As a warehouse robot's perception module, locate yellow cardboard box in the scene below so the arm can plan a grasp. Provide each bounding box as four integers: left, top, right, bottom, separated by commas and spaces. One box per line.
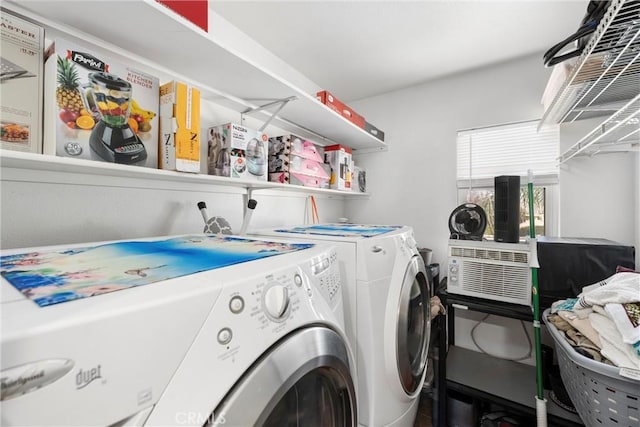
159, 81, 200, 172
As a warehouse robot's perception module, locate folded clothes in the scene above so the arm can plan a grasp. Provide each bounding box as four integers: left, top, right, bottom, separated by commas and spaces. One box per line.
547, 313, 609, 364
589, 312, 640, 370
558, 310, 602, 348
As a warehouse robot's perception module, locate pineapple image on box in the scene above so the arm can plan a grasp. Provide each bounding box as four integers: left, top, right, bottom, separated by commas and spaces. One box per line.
56, 57, 84, 115
55, 57, 95, 131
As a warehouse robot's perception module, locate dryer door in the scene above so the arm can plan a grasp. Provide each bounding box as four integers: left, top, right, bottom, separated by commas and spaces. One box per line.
210, 326, 356, 426
396, 254, 431, 396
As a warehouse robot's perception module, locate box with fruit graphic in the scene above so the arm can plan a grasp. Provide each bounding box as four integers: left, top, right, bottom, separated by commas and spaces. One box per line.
43, 38, 159, 168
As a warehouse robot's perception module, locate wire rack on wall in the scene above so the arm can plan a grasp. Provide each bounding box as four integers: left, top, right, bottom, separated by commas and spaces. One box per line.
540, 0, 640, 163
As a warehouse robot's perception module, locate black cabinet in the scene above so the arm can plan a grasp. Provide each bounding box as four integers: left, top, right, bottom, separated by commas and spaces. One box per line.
434, 290, 584, 426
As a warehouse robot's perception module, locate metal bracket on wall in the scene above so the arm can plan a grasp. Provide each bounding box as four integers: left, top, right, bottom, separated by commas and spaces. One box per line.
241, 96, 298, 132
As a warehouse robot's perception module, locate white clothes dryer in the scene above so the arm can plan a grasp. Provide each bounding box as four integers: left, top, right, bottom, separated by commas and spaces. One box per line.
250, 224, 431, 427
0, 234, 356, 427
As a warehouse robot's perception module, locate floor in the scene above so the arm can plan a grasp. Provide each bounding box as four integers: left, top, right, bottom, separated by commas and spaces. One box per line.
413, 395, 433, 427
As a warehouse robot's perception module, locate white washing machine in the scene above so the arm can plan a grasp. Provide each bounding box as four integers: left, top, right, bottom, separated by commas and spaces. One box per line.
0, 234, 356, 426
250, 224, 431, 427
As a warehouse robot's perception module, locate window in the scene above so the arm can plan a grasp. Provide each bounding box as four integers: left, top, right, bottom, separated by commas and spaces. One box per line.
456, 120, 559, 239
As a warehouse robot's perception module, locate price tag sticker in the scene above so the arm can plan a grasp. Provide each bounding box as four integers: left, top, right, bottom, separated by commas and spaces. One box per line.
619, 367, 640, 381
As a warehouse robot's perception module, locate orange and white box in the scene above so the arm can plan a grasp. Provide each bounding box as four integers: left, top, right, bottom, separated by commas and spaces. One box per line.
316, 90, 365, 128
159, 81, 201, 172
324, 144, 352, 191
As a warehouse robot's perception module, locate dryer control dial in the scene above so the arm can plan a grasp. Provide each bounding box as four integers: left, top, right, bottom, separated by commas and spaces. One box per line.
263, 284, 290, 321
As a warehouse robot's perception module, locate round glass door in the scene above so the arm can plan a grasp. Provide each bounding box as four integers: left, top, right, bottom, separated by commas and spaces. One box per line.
263, 367, 352, 427
210, 327, 356, 426
396, 255, 431, 395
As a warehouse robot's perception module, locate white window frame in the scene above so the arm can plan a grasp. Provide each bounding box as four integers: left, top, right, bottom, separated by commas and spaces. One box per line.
456, 120, 560, 237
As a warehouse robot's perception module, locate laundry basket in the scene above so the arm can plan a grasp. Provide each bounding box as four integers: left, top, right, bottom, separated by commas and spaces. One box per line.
543, 308, 640, 427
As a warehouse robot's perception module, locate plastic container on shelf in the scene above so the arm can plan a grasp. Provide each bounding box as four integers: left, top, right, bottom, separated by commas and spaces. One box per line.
543, 308, 640, 427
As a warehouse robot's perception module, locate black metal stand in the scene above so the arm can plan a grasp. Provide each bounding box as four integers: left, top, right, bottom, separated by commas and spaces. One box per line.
433, 289, 584, 427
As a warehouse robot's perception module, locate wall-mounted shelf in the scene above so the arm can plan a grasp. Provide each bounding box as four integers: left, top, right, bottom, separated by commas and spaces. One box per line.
7, 0, 387, 152
0, 150, 369, 198
558, 92, 640, 163
540, 0, 640, 163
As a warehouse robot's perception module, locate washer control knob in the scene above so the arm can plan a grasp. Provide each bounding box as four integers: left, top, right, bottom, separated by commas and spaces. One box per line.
217, 328, 232, 345
229, 296, 244, 313
263, 285, 289, 320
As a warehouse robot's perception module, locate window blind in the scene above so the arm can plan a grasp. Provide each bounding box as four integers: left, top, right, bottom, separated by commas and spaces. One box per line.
456, 120, 559, 188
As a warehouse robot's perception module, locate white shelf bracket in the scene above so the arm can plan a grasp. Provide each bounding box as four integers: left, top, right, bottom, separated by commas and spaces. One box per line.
241, 96, 298, 132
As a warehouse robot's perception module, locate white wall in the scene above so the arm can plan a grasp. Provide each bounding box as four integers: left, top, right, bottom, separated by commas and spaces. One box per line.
0, 99, 346, 250
0, 175, 344, 250
348, 53, 550, 268
346, 53, 550, 361
558, 118, 637, 250
348, 52, 639, 359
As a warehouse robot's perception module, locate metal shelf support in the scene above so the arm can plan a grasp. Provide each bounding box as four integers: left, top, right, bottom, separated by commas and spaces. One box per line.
241, 96, 298, 132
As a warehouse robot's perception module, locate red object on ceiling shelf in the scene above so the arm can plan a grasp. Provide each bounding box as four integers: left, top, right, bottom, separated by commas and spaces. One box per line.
156, 0, 208, 32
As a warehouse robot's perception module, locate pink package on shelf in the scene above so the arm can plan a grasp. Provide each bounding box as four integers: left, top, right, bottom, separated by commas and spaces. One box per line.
290, 172, 327, 188
290, 158, 329, 179
291, 140, 323, 162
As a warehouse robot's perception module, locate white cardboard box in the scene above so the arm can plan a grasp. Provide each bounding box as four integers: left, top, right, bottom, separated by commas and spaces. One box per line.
324, 144, 352, 191
0, 9, 44, 153
207, 123, 267, 181
43, 38, 159, 168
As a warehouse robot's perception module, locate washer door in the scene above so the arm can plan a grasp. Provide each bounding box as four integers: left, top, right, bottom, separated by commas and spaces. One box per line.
210, 326, 356, 426
396, 254, 431, 396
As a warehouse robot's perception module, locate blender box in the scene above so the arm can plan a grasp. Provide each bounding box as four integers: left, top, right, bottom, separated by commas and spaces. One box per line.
0, 9, 45, 153
207, 123, 267, 181
324, 144, 352, 191
43, 38, 159, 168
159, 81, 200, 173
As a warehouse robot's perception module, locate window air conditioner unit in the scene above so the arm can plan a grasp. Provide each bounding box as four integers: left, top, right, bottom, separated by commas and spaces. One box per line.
447, 239, 531, 306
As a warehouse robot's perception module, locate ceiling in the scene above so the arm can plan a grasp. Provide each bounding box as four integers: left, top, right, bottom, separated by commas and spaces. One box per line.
210, 1, 589, 102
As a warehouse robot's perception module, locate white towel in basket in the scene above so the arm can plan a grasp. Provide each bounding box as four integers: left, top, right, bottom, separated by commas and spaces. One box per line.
589, 311, 640, 370
605, 302, 640, 358
577, 272, 640, 309
605, 302, 640, 344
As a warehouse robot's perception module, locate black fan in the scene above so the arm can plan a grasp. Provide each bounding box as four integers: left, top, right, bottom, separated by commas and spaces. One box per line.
449, 203, 487, 241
